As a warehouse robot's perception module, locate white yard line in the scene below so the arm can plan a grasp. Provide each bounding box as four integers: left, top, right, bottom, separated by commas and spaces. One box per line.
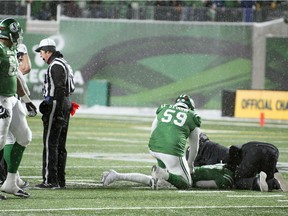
2, 205, 288, 213
227, 194, 284, 198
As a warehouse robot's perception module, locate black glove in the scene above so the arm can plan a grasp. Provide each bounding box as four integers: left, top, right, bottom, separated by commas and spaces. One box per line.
0, 105, 10, 119
55, 116, 67, 128
26, 102, 37, 117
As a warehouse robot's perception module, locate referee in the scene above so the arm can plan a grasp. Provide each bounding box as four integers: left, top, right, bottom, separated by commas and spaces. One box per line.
34, 38, 74, 189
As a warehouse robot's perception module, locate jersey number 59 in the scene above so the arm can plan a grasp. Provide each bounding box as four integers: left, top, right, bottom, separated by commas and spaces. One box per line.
161, 109, 187, 127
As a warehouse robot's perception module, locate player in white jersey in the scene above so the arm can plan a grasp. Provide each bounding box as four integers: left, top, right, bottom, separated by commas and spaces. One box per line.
0, 43, 37, 192
0, 17, 31, 199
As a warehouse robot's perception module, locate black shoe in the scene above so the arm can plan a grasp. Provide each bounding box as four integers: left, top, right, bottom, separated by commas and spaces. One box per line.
0, 194, 7, 200
59, 184, 66, 189
59, 182, 66, 189
34, 183, 59, 189
14, 190, 30, 198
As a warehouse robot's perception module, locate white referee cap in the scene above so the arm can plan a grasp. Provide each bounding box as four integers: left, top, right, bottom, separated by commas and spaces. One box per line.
35, 38, 56, 52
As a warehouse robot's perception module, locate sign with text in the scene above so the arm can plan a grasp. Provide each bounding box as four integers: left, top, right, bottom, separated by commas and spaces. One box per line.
235, 90, 288, 120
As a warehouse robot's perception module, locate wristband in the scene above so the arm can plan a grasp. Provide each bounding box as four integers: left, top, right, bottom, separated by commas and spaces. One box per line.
21, 94, 32, 103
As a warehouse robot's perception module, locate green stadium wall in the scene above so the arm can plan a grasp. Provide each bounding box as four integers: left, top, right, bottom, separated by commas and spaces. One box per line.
266, 37, 288, 91
20, 18, 255, 109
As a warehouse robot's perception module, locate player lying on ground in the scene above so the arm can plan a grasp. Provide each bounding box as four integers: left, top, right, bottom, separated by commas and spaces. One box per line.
186, 133, 288, 192
101, 163, 234, 190
101, 132, 288, 192
100, 131, 235, 190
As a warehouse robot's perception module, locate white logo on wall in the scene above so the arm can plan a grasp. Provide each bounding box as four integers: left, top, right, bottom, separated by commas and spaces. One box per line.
29, 35, 84, 95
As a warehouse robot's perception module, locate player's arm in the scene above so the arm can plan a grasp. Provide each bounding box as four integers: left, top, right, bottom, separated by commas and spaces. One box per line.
150, 106, 163, 134
17, 71, 30, 96
19, 53, 31, 75
187, 127, 201, 174
16, 76, 27, 98
16, 76, 37, 117
17, 44, 31, 75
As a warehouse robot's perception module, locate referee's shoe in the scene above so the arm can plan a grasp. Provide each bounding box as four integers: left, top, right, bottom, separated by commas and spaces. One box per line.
34, 182, 60, 189
0, 193, 6, 200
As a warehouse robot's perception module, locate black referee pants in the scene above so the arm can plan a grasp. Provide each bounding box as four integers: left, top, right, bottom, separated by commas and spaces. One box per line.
41, 100, 71, 187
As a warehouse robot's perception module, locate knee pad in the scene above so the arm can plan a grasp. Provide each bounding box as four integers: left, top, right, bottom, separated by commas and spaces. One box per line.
16, 128, 32, 147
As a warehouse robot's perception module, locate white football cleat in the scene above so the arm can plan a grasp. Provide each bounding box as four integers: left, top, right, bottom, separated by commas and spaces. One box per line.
258, 171, 268, 192
150, 178, 158, 190
101, 170, 118, 186
1, 180, 29, 198
274, 172, 288, 192
151, 165, 168, 180
16, 172, 29, 189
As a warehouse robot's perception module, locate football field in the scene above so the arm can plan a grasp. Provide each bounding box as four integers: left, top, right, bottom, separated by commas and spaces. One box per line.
1, 110, 288, 216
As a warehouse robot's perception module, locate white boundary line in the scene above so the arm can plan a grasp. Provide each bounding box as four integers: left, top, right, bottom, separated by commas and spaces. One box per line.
227, 194, 284, 198
2, 205, 288, 212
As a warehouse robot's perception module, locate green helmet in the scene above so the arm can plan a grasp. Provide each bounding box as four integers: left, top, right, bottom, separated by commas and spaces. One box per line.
0, 17, 23, 48
175, 94, 195, 110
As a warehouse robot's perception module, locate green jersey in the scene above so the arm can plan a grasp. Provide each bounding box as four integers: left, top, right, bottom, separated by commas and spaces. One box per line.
192, 164, 234, 189
0, 42, 18, 97
148, 104, 201, 157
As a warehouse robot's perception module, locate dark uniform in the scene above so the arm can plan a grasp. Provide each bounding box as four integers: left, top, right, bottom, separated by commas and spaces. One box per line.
227, 142, 279, 191
186, 133, 229, 166
38, 51, 74, 188
186, 134, 283, 191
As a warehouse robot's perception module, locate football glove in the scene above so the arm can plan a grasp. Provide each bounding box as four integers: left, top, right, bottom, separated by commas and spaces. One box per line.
0, 105, 10, 119
25, 102, 37, 117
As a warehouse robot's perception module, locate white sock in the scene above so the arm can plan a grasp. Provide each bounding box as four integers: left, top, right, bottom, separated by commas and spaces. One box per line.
157, 167, 169, 180
117, 173, 152, 186
6, 172, 17, 183
16, 171, 25, 187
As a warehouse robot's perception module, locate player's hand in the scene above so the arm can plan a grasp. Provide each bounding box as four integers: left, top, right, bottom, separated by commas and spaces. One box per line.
26, 102, 37, 117
55, 116, 67, 128
17, 44, 28, 54
0, 105, 10, 119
